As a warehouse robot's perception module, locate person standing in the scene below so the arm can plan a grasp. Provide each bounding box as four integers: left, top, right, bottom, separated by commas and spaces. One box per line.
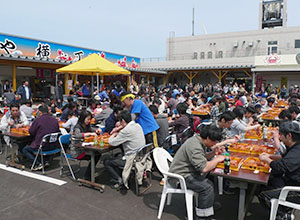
55, 80, 64, 108
121, 92, 159, 144
3, 80, 11, 93
17, 80, 32, 101
82, 81, 91, 98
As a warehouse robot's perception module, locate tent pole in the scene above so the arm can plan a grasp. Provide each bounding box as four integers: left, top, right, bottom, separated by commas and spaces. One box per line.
97, 72, 99, 95
91, 73, 94, 95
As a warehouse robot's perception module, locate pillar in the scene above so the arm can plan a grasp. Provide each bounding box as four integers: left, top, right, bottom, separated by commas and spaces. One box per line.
12, 64, 16, 92
64, 73, 68, 95
252, 72, 256, 95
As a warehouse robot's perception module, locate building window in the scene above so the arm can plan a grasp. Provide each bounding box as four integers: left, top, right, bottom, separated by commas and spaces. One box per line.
207, 51, 212, 59
267, 41, 278, 55
216, 51, 223, 59
295, 40, 300, 48
200, 52, 205, 59
268, 41, 278, 45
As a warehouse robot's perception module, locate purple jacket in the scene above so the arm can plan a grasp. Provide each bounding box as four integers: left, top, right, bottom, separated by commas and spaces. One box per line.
29, 114, 60, 149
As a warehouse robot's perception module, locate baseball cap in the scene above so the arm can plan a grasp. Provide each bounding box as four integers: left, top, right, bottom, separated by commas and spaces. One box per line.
94, 95, 100, 101
102, 101, 110, 106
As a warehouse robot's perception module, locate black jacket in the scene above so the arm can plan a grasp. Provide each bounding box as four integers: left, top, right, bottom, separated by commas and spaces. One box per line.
270, 141, 300, 186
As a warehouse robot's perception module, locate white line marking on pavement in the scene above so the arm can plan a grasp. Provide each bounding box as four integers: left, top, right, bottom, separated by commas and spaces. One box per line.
0, 164, 67, 186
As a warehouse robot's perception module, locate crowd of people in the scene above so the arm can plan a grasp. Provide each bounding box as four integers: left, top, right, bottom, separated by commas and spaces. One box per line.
1, 79, 300, 220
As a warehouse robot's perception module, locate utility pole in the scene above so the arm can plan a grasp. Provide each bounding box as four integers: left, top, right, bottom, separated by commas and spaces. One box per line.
192, 7, 195, 36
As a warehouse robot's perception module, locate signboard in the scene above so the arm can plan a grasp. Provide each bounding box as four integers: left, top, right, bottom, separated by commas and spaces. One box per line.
261, 0, 285, 29
0, 33, 140, 68
255, 54, 300, 66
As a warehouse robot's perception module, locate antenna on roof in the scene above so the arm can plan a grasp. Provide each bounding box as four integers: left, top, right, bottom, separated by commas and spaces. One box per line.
192, 7, 195, 36
202, 23, 208, 35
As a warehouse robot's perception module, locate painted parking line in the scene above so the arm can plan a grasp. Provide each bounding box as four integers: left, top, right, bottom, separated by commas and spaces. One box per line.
0, 164, 67, 186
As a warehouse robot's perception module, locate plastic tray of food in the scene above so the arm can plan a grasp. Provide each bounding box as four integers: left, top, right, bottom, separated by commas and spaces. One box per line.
245, 129, 262, 139
241, 157, 270, 173
84, 133, 110, 145
228, 143, 253, 154
250, 145, 276, 155
216, 156, 244, 171
10, 127, 30, 135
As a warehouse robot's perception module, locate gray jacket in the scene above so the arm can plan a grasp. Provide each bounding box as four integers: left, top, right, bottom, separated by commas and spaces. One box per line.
94, 107, 113, 125
169, 135, 207, 178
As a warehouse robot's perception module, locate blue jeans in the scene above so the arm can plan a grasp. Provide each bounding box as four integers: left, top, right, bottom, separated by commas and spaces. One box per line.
22, 145, 39, 163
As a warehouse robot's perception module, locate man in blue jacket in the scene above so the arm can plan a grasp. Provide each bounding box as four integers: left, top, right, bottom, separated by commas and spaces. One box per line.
17, 80, 32, 101
121, 92, 159, 144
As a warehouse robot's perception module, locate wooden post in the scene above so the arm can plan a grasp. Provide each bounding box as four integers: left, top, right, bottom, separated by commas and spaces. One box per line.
12, 64, 16, 92
127, 75, 131, 91
163, 76, 166, 85
64, 73, 68, 95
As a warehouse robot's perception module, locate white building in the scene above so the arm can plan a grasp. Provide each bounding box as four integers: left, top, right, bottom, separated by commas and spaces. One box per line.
141, 0, 300, 90
141, 26, 300, 89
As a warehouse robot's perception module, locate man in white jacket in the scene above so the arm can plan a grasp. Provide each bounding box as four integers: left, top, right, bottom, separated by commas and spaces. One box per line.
0, 102, 29, 148
105, 110, 145, 189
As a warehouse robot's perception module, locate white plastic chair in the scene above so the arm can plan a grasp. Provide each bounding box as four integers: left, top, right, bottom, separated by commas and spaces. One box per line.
269, 186, 300, 220
153, 147, 198, 220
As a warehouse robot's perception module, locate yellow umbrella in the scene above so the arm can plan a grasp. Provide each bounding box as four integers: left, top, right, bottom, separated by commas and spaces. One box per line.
56, 53, 130, 75
56, 53, 130, 93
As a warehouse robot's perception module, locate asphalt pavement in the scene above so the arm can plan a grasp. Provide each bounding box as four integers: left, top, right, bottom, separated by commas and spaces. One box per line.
0, 149, 276, 220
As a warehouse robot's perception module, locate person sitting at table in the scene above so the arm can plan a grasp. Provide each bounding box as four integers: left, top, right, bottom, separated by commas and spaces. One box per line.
49, 98, 58, 114
62, 110, 78, 133
22, 105, 60, 171
20, 99, 34, 122
278, 109, 292, 121
104, 110, 145, 190
104, 104, 123, 133
98, 87, 110, 102
70, 110, 102, 180
0, 102, 29, 132
153, 97, 166, 115
208, 98, 220, 122
242, 105, 257, 125
149, 105, 168, 147
169, 124, 224, 220
166, 91, 177, 113
168, 102, 190, 139
87, 99, 97, 115
258, 121, 300, 220
228, 106, 260, 138
288, 106, 300, 121
0, 102, 29, 150
61, 102, 76, 121
94, 101, 113, 125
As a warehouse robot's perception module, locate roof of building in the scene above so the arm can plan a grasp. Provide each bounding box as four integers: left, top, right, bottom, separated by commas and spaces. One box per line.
124, 67, 167, 75
149, 64, 254, 71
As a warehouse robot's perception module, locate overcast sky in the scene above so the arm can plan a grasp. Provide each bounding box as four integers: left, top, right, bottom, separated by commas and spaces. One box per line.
2, 0, 299, 59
